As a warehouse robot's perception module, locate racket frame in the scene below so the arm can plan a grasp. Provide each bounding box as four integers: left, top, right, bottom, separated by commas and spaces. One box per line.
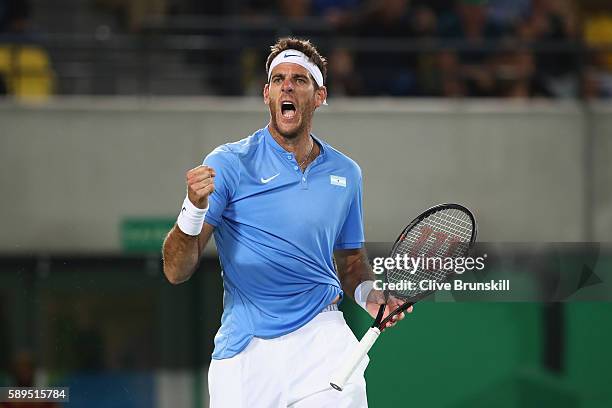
381, 203, 477, 318
331, 203, 477, 391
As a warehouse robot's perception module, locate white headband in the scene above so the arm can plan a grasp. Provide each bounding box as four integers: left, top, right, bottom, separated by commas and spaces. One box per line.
268, 49, 324, 87
267, 49, 327, 105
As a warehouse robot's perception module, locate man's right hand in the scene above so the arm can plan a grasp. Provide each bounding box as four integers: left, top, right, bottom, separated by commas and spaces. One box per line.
186, 165, 216, 209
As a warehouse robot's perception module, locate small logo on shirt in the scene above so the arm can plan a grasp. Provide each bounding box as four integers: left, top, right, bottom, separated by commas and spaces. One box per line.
261, 173, 280, 184
330, 175, 346, 187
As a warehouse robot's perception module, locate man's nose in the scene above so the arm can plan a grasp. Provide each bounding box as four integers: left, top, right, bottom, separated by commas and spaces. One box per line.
281, 78, 294, 92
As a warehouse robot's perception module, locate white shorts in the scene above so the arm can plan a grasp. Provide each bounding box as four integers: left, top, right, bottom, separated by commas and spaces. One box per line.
208, 309, 369, 408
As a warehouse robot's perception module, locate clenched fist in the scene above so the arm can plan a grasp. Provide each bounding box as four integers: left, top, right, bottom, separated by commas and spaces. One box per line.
186, 165, 216, 209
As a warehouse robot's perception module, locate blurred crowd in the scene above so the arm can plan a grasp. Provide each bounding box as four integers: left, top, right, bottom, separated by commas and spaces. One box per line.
189, 0, 612, 99
2, 0, 612, 98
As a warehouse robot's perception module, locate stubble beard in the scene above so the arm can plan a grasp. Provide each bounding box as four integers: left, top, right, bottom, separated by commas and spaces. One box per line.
269, 101, 314, 141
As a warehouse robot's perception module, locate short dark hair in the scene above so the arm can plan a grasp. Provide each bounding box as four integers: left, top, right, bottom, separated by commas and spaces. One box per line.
266, 37, 327, 86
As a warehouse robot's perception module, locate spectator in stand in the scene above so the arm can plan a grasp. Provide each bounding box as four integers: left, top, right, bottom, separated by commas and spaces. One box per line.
354, 0, 443, 95
489, 47, 552, 98
517, 0, 579, 97
582, 0, 612, 98
327, 47, 364, 96
353, 0, 415, 95
409, 3, 453, 96
278, 0, 310, 20
307, 0, 365, 97
95, 0, 167, 32
484, 0, 551, 98
486, 0, 531, 33
312, 0, 368, 34
439, 0, 504, 97
435, 49, 467, 97
582, 68, 611, 99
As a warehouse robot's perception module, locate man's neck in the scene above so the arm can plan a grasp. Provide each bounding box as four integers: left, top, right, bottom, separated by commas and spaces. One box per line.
268, 123, 312, 154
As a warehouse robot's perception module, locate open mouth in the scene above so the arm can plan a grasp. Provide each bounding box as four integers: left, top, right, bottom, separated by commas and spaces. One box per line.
281, 101, 297, 120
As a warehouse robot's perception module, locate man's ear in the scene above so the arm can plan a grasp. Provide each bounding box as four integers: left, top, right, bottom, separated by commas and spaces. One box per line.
314, 86, 327, 108
263, 83, 270, 105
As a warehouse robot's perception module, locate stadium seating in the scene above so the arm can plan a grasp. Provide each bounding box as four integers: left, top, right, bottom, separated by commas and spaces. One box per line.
0, 44, 55, 99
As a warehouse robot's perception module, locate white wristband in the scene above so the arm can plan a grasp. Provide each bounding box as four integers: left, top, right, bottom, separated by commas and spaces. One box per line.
176, 196, 208, 236
354, 280, 375, 312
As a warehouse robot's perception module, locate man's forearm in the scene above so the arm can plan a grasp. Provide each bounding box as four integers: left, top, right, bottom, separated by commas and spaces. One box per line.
162, 225, 200, 284
162, 164, 216, 284
335, 249, 375, 300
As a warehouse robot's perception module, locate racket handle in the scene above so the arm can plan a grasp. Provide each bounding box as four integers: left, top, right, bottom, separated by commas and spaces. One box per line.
330, 327, 381, 392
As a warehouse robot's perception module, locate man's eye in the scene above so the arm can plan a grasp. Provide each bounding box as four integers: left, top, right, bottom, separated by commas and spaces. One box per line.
273, 77, 282, 83
297, 78, 306, 84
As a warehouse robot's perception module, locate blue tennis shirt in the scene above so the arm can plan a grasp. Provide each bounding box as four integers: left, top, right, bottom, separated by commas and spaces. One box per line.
203, 126, 364, 359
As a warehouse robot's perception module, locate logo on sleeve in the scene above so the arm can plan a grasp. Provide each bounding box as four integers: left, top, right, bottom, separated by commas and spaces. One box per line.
330, 175, 346, 187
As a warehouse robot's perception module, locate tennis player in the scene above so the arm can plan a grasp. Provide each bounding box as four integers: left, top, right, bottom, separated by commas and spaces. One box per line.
162, 37, 412, 407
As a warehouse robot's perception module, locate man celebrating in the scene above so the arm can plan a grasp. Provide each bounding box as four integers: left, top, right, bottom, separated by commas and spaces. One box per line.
162, 37, 411, 407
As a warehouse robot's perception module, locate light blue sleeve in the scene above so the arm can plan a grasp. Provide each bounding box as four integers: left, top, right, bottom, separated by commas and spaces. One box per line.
334, 171, 365, 250
202, 146, 240, 227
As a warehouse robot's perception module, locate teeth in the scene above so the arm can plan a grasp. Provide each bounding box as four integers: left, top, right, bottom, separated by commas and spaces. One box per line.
281, 101, 296, 119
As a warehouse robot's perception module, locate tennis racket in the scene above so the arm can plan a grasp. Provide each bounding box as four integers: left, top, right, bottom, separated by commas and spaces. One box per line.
330, 203, 477, 391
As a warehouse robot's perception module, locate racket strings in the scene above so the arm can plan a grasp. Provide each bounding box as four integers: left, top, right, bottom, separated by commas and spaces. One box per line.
427, 209, 473, 239
387, 208, 474, 298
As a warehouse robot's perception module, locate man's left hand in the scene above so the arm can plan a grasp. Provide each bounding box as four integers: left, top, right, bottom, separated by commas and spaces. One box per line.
365, 289, 413, 330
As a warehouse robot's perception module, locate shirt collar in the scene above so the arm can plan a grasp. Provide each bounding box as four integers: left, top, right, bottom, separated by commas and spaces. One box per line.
264, 125, 326, 158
